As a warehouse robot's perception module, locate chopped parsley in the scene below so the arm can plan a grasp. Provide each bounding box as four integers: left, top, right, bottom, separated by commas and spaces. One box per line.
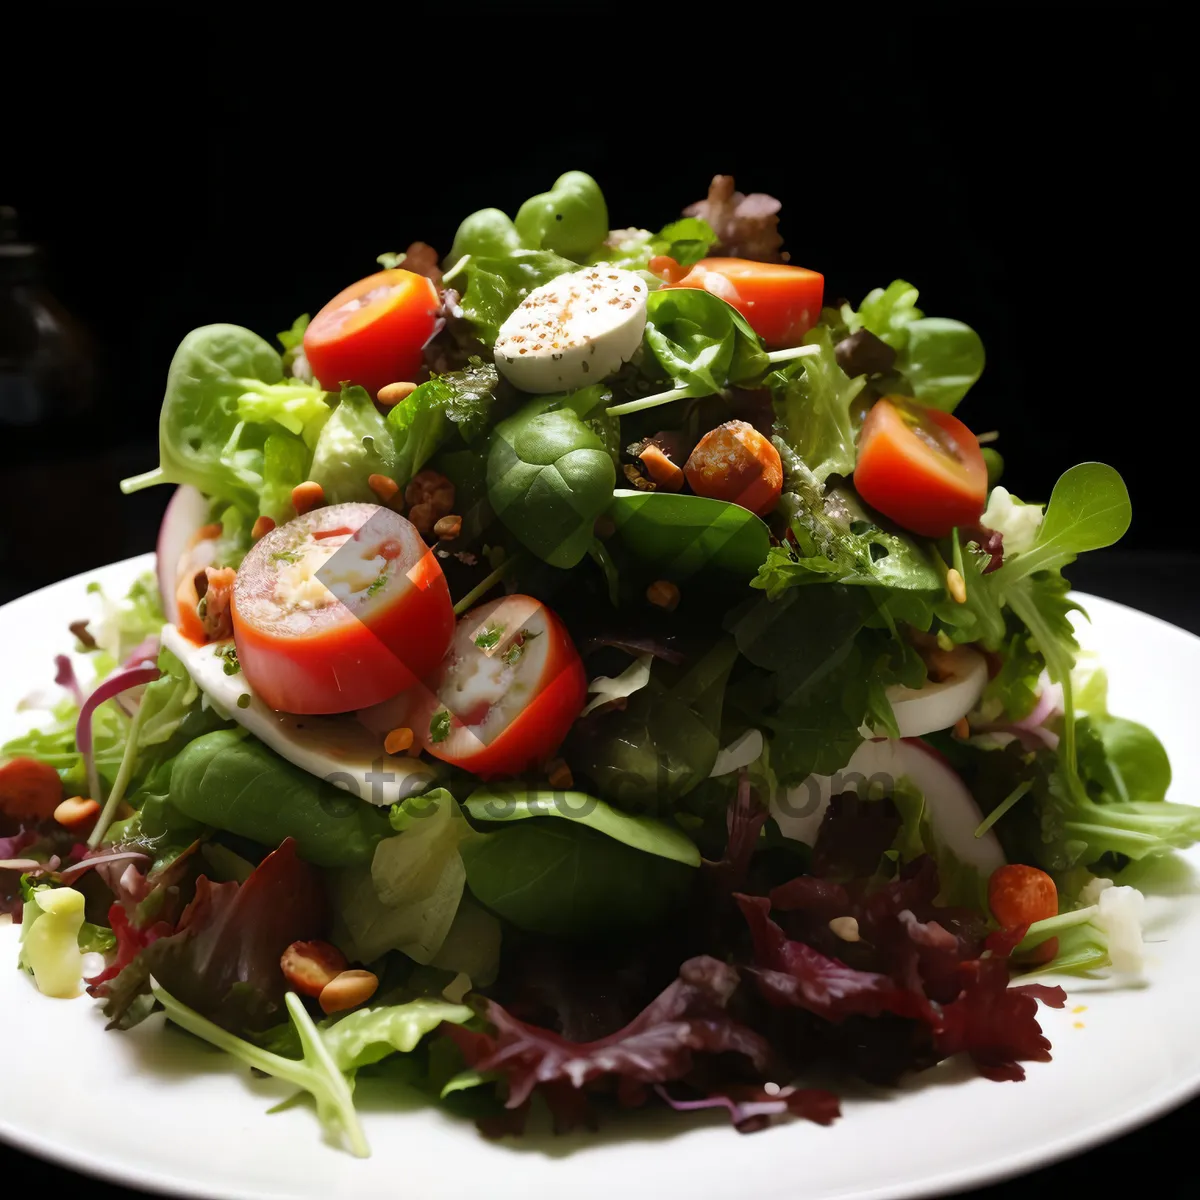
501, 628, 538, 666
271, 551, 301, 564
429, 709, 452, 744
216, 643, 240, 676
474, 624, 505, 652
367, 570, 389, 597
236, 693, 251, 709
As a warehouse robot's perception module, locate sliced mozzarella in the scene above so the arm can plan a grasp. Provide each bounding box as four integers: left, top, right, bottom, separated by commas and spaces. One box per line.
161, 624, 437, 806
770, 737, 1004, 875
883, 646, 988, 738
493, 266, 648, 393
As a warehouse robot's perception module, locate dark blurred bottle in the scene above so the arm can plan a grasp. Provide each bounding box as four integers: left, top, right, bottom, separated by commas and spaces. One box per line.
0, 205, 95, 428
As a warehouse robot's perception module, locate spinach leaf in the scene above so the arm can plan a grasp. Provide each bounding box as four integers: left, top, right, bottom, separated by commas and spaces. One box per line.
487, 394, 616, 568
768, 325, 863, 485
457, 250, 576, 345
568, 638, 737, 810
608, 489, 771, 578
309, 385, 397, 505
645, 287, 768, 391
514, 171, 608, 260
121, 324, 328, 514
463, 787, 700, 865
844, 280, 985, 411
169, 730, 393, 868
1077, 714, 1171, 807
460, 819, 693, 938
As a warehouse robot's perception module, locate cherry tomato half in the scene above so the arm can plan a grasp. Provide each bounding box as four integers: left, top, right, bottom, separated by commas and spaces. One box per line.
854, 396, 987, 538
665, 257, 824, 348
303, 268, 440, 397
232, 502, 454, 715
413, 594, 587, 779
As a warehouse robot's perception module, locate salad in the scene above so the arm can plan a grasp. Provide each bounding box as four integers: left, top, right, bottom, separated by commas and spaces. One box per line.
3, 171, 1197, 1155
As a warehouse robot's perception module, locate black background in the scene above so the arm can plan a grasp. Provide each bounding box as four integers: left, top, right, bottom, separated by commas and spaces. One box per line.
1, 5, 1196, 1198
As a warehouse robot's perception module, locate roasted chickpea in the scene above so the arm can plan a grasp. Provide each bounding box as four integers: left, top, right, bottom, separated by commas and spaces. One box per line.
684, 421, 782, 517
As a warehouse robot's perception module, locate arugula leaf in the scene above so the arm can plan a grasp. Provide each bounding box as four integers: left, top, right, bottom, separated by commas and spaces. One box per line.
991, 463, 1132, 583
843, 280, 984, 411
388, 360, 504, 487
768, 325, 863, 485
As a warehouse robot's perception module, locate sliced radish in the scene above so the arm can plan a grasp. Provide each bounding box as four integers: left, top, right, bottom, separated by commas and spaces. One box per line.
156, 485, 212, 625
770, 737, 1004, 874
883, 645, 987, 738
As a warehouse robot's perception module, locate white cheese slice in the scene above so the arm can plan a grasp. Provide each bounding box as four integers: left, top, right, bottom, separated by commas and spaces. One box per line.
161, 624, 437, 807
493, 266, 648, 393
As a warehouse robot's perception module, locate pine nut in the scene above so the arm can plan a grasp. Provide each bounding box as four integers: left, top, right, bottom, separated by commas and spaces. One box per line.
946, 568, 967, 604
546, 758, 573, 790
829, 916, 860, 942
377, 381, 418, 407
953, 716, 970, 740
251, 515, 276, 541
384, 726, 414, 755
280, 940, 348, 998
646, 580, 680, 611
434, 514, 462, 540
54, 796, 100, 828
291, 481, 324, 515
368, 474, 399, 503
319, 969, 379, 1014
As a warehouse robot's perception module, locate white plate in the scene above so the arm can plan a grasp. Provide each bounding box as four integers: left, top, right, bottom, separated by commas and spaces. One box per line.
2, 554, 1198, 1200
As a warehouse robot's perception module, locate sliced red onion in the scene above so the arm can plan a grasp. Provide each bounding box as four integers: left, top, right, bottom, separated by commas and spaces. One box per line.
76, 665, 161, 806
54, 655, 84, 706
58, 849, 150, 884
0, 855, 60, 875
157, 485, 212, 626
123, 635, 161, 668
1013, 683, 1064, 732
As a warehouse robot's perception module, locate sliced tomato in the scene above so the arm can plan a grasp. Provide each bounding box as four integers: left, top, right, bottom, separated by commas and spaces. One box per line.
0, 756, 63, 822
303, 268, 440, 397
413, 595, 586, 779
854, 396, 987, 538
664, 257, 824, 348
231, 503, 454, 714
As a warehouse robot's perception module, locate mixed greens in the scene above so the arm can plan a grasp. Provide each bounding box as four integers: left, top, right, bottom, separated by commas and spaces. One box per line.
2, 171, 1195, 1156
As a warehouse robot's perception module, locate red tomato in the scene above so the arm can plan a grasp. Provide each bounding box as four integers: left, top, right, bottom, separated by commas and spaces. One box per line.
854, 396, 987, 538
664, 257, 824, 348
413, 594, 586, 779
989, 863, 1060, 965
303, 268, 440, 397
231, 503, 454, 715
0, 756, 63, 822
988, 864, 1058, 928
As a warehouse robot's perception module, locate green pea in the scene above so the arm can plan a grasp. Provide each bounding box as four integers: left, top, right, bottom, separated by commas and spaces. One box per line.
514, 171, 608, 260
447, 208, 522, 264
982, 447, 1004, 490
